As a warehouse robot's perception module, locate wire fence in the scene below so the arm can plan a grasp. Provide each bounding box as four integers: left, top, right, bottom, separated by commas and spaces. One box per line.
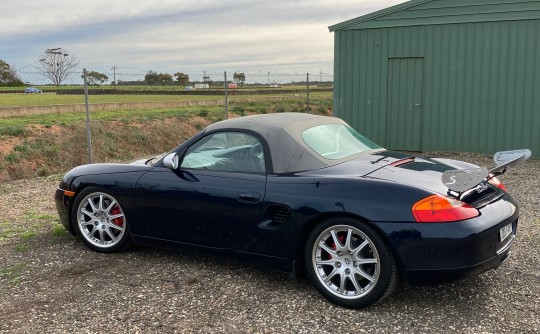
0, 71, 333, 116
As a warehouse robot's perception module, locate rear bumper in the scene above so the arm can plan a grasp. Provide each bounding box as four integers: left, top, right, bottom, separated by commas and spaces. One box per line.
374, 193, 519, 285
404, 239, 513, 285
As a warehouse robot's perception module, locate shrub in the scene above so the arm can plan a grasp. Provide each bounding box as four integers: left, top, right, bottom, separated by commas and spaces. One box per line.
232, 105, 246, 116
275, 104, 286, 113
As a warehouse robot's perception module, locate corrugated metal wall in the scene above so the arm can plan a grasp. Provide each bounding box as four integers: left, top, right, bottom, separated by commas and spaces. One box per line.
333, 1, 540, 157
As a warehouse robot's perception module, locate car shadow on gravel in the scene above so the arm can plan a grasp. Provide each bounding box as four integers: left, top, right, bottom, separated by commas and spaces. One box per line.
64, 241, 496, 309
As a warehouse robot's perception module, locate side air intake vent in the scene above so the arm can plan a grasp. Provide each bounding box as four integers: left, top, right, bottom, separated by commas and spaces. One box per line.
259, 204, 291, 229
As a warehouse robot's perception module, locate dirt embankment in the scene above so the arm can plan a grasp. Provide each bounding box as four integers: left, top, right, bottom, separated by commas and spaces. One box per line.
0, 115, 211, 181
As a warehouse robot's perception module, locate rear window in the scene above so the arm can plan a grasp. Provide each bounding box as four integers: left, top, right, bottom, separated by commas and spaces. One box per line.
302, 124, 381, 160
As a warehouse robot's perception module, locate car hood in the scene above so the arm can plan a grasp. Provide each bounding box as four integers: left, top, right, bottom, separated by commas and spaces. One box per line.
315, 151, 480, 194
64, 162, 152, 178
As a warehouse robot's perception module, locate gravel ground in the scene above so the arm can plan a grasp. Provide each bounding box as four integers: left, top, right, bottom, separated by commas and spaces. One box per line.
0, 153, 538, 333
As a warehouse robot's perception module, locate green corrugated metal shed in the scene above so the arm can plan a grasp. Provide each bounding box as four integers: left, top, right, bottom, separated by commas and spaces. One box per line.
329, 0, 540, 158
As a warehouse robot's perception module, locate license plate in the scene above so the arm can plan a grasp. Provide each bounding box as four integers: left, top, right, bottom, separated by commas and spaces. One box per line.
499, 224, 513, 242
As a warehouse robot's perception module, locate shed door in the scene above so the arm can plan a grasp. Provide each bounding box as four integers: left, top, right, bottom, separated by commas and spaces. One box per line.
386, 57, 424, 151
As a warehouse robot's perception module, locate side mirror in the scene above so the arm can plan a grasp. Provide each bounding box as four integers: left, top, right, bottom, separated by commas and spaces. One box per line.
163, 152, 179, 170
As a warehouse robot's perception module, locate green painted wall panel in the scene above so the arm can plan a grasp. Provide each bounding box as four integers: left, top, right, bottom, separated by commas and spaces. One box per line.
333, 16, 540, 158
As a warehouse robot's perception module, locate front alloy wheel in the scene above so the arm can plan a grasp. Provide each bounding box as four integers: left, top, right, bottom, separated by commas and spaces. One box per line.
73, 187, 130, 252
305, 218, 397, 308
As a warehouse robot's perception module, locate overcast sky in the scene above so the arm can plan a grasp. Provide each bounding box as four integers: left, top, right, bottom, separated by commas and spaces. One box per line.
1, 0, 407, 76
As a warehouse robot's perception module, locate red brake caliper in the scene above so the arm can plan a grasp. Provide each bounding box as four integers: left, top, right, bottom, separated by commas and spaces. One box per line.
110, 205, 124, 227
328, 233, 346, 260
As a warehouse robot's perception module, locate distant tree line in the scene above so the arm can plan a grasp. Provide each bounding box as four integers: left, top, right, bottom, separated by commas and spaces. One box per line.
143, 71, 191, 86
4, 49, 251, 87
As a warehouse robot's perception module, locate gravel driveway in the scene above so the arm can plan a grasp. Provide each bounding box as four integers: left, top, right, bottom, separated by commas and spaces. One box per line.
0, 153, 538, 333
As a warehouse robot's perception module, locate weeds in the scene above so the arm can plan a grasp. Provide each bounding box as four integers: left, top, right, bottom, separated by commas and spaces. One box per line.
0, 263, 26, 284
15, 243, 30, 253
51, 223, 68, 239
5, 152, 19, 163
21, 231, 37, 240
275, 104, 286, 113
255, 107, 267, 114
0, 125, 25, 137
232, 105, 246, 116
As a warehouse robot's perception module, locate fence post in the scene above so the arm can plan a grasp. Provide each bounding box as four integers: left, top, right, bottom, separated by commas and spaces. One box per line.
83, 68, 93, 164
306, 73, 310, 113
224, 71, 228, 119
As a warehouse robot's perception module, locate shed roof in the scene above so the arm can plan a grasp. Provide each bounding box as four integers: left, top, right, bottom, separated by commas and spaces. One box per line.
329, 0, 540, 31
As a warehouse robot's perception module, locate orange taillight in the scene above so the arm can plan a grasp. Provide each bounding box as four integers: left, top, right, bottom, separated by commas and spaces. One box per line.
412, 194, 479, 223
488, 177, 507, 192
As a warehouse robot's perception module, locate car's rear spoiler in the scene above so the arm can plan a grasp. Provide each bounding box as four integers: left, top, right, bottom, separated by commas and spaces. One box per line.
442, 149, 531, 197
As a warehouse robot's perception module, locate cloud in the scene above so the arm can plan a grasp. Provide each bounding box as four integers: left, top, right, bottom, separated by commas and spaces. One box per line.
1, 0, 406, 75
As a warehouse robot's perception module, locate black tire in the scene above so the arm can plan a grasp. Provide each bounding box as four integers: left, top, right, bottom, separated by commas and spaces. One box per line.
305, 217, 398, 308
71, 187, 131, 253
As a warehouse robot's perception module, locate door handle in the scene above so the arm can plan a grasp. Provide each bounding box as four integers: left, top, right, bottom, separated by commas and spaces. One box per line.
237, 192, 261, 203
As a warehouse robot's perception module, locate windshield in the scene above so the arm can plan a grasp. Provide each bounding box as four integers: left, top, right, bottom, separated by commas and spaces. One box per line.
302, 124, 381, 160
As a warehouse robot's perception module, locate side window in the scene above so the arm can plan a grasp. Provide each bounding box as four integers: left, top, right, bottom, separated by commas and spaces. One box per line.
180, 132, 266, 174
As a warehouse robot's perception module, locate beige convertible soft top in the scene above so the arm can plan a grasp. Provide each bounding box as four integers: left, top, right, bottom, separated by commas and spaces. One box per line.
205, 113, 373, 174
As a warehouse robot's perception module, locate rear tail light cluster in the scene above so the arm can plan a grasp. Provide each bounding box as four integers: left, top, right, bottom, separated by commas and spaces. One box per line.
488, 176, 507, 192
412, 194, 479, 223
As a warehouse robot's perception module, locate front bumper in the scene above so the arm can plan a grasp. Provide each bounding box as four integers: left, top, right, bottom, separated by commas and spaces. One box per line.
54, 186, 76, 235
375, 193, 519, 285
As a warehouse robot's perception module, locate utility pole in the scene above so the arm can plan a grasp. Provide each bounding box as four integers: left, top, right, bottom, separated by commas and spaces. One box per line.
111, 66, 117, 87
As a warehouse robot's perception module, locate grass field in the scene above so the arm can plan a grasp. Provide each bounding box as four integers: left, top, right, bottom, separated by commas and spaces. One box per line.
0, 91, 331, 107
0, 84, 328, 92
0, 96, 333, 133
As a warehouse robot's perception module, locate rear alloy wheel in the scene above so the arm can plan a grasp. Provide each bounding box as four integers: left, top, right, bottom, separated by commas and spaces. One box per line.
305, 218, 397, 308
72, 187, 130, 252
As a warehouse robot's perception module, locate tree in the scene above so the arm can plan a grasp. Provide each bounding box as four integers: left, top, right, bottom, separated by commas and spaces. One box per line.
233, 72, 246, 85
144, 71, 174, 85
82, 71, 108, 85
174, 72, 190, 86
37, 48, 79, 86
0, 60, 24, 86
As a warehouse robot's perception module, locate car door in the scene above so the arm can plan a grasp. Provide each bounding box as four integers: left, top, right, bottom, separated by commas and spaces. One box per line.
135, 131, 267, 249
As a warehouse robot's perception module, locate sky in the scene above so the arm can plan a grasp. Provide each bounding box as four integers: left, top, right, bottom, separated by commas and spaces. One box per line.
1, 0, 407, 77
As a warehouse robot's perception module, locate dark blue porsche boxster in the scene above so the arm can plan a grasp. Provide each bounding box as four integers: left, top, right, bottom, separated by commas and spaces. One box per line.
55, 113, 527, 308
